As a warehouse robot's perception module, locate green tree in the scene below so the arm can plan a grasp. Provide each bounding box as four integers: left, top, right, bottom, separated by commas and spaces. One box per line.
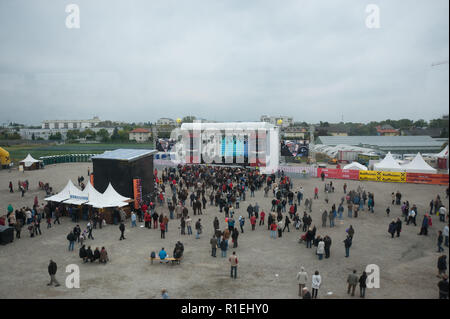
413, 119, 427, 128
49, 132, 62, 140
97, 129, 110, 142
182, 116, 196, 123
111, 127, 120, 141
66, 130, 80, 140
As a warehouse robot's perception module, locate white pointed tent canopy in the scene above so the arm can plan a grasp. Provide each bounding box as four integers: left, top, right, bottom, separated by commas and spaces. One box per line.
373, 152, 404, 172
436, 145, 449, 159
87, 183, 131, 208
400, 153, 437, 174
20, 154, 42, 167
45, 180, 131, 208
343, 162, 368, 171
45, 180, 79, 202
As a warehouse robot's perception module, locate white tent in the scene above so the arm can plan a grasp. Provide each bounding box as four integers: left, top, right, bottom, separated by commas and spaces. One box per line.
63, 181, 100, 205
374, 152, 404, 172
20, 154, 42, 167
343, 162, 368, 171
437, 145, 449, 159
45, 180, 79, 202
400, 153, 437, 174
87, 183, 131, 208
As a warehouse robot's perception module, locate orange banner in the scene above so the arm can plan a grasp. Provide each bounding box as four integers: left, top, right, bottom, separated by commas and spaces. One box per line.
406, 173, 449, 186
133, 179, 142, 209
90, 174, 94, 186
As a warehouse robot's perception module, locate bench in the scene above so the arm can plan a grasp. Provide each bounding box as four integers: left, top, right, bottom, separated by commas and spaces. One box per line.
149, 256, 182, 265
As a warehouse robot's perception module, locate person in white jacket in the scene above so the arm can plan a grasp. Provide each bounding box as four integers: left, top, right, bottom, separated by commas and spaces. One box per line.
296, 267, 308, 297
311, 271, 321, 299
317, 240, 325, 260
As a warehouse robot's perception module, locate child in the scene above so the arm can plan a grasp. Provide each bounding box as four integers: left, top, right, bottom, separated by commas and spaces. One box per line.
47, 216, 52, 228
386, 207, 390, 216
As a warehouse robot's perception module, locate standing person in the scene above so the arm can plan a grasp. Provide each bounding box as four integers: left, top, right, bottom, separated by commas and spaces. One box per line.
386, 207, 390, 216
283, 215, 290, 232
119, 222, 126, 240
229, 251, 238, 279
131, 211, 137, 228
321, 209, 328, 228
344, 235, 352, 258
324, 235, 332, 259
311, 271, 321, 299
270, 222, 277, 239
239, 216, 245, 233
220, 237, 228, 257
160, 221, 166, 239
195, 219, 202, 239
395, 218, 402, 237
14, 221, 22, 239
317, 239, 325, 260
210, 235, 218, 257
87, 221, 94, 240
347, 225, 355, 239
314, 187, 319, 200
67, 231, 76, 251
186, 216, 193, 235
444, 224, 449, 247
9, 181, 13, 193
437, 231, 444, 253
359, 271, 368, 298
296, 267, 308, 297
388, 220, 397, 238
437, 255, 447, 278
347, 270, 358, 296
419, 214, 429, 235
250, 214, 257, 231
231, 227, 239, 248
259, 210, 265, 226
47, 260, 61, 287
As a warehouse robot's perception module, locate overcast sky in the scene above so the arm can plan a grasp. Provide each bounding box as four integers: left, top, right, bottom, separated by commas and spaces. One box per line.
0, 0, 448, 125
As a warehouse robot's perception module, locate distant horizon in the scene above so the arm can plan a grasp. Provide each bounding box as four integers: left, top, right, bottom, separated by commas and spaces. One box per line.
2, 113, 449, 127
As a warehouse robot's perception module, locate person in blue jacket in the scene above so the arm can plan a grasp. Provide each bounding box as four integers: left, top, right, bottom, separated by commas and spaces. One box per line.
159, 247, 167, 263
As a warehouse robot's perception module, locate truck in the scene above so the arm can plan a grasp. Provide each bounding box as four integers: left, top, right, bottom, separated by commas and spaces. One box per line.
357, 153, 380, 166
0, 147, 11, 169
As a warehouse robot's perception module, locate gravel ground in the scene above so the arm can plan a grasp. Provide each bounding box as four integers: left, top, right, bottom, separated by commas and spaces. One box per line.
0, 163, 448, 299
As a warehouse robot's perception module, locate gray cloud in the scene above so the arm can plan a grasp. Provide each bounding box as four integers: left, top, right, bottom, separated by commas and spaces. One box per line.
0, 0, 448, 125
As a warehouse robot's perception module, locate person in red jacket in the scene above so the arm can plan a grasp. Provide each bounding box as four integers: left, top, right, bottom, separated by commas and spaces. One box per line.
250, 215, 257, 231
270, 222, 278, 239
259, 211, 266, 226
314, 187, 319, 199
160, 222, 166, 239
144, 212, 151, 229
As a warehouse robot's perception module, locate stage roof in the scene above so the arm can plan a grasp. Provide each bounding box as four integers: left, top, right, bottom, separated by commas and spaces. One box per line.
92, 149, 157, 162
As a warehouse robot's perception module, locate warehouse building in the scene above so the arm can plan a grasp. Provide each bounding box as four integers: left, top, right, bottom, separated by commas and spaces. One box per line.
316, 135, 446, 155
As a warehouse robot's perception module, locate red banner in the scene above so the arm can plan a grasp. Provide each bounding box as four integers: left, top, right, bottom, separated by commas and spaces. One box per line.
406, 173, 449, 186
90, 174, 94, 186
133, 179, 142, 209
317, 168, 359, 180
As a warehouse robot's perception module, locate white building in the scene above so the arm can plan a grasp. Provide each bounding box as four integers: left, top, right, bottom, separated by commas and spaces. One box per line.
42, 116, 101, 129
20, 127, 117, 141
260, 115, 293, 128
156, 118, 176, 126
129, 128, 151, 142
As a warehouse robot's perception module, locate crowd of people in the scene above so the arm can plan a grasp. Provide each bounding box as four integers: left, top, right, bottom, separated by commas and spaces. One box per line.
3, 164, 449, 299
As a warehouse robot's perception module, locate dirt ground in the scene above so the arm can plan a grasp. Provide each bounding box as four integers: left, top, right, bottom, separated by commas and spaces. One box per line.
0, 163, 448, 299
